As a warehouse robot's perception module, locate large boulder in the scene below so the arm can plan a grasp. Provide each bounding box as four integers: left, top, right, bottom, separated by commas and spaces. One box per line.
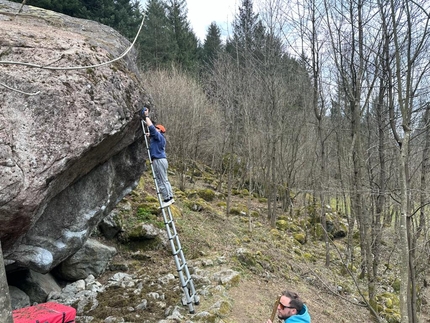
53, 239, 117, 281
10, 270, 62, 304
0, 1, 149, 273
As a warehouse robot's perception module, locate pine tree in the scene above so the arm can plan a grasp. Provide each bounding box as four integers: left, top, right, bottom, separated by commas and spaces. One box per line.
202, 22, 223, 68
166, 0, 199, 72
111, 0, 142, 40
137, 0, 174, 70
227, 0, 261, 61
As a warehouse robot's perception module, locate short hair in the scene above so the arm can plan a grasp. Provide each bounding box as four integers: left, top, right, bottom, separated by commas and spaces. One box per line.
282, 290, 303, 312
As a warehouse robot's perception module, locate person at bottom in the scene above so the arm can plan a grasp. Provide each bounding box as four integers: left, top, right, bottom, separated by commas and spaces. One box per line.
266, 290, 311, 323
142, 108, 174, 208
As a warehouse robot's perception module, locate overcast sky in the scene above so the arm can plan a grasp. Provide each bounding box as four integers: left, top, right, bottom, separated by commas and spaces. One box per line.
186, 0, 239, 43
138, 0, 240, 43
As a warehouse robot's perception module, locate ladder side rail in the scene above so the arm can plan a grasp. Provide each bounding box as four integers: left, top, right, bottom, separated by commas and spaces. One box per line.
140, 118, 198, 313
166, 208, 198, 305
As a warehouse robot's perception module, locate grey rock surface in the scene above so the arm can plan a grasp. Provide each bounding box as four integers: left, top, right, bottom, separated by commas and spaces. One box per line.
54, 238, 117, 281
12, 270, 62, 304
9, 286, 30, 310
0, 0, 149, 272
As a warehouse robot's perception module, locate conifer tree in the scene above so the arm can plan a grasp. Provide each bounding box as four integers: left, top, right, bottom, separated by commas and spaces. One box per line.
138, 0, 174, 70
202, 22, 223, 68
227, 0, 261, 62
166, 0, 199, 72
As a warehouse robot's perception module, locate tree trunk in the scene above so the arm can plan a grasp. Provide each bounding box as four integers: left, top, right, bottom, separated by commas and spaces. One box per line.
269, 137, 277, 227
398, 131, 410, 323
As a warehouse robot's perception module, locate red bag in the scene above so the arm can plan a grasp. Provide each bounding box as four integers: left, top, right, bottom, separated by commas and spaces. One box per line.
12, 302, 76, 323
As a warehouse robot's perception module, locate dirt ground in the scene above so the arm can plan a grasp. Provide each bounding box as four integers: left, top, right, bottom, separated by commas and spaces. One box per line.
92, 170, 429, 323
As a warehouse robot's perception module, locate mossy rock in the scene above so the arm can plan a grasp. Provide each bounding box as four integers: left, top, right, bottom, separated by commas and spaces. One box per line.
185, 199, 205, 212
197, 188, 216, 201
270, 229, 281, 237
236, 250, 257, 266
185, 190, 199, 199
192, 170, 203, 177
217, 201, 227, 208
381, 311, 401, 323
276, 219, 288, 231
293, 233, 306, 244
258, 197, 267, 203
289, 223, 302, 233
379, 292, 399, 309
229, 207, 242, 215
239, 189, 249, 196
302, 252, 315, 262
211, 299, 233, 318
126, 236, 165, 251
251, 210, 259, 217
194, 311, 217, 322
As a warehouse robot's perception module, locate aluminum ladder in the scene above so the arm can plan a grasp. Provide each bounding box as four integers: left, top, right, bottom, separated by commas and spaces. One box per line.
140, 119, 199, 314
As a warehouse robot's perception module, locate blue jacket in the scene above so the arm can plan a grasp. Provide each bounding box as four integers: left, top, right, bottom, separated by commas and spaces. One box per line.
148, 125, 166, 159
285, 304, 311, 323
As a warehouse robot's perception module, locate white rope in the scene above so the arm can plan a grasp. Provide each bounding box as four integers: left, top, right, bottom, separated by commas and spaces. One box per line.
0, 82, 40, 95
0, 9, 146, 94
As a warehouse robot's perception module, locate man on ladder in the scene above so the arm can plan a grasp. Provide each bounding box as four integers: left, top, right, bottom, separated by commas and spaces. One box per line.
141, 107, 174, 208
140, 106, 199, 314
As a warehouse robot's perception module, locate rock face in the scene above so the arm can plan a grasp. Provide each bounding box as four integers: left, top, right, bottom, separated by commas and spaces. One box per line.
0, 1, 148, 273
53, 239, 117, 281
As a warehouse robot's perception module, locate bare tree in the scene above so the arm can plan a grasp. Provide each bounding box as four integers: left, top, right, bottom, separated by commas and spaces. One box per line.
381, 0, 430, 321
141, 68, 222, 191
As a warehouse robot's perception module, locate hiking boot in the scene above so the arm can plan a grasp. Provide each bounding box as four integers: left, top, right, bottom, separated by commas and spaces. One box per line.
161, 198, 175, 208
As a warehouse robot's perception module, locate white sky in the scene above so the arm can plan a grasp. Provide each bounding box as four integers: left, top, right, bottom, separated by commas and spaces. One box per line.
186, 0, 239, 43
138, 0, 239, 43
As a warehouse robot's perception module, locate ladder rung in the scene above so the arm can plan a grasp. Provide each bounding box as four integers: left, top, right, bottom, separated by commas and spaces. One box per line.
177, 262, 186, 271
182, 278, 192, 287
168, 234, 178, 241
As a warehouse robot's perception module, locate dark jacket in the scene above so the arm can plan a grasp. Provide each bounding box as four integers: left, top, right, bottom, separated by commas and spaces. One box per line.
148, 125, 166, 159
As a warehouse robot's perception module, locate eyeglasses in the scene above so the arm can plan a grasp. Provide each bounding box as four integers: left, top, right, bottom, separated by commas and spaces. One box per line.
279, 302, 295, 310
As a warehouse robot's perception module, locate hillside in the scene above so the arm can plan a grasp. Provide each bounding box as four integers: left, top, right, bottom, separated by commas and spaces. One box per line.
87, 165, 428, 323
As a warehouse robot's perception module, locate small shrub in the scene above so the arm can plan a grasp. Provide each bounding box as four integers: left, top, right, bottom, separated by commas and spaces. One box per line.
136, 207, 154, 221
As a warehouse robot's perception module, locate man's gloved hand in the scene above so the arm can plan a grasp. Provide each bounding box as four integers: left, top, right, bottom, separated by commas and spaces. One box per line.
141, 107, 148, 119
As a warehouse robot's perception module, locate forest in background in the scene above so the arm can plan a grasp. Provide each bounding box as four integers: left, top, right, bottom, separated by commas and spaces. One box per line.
8, 1, 430, 322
